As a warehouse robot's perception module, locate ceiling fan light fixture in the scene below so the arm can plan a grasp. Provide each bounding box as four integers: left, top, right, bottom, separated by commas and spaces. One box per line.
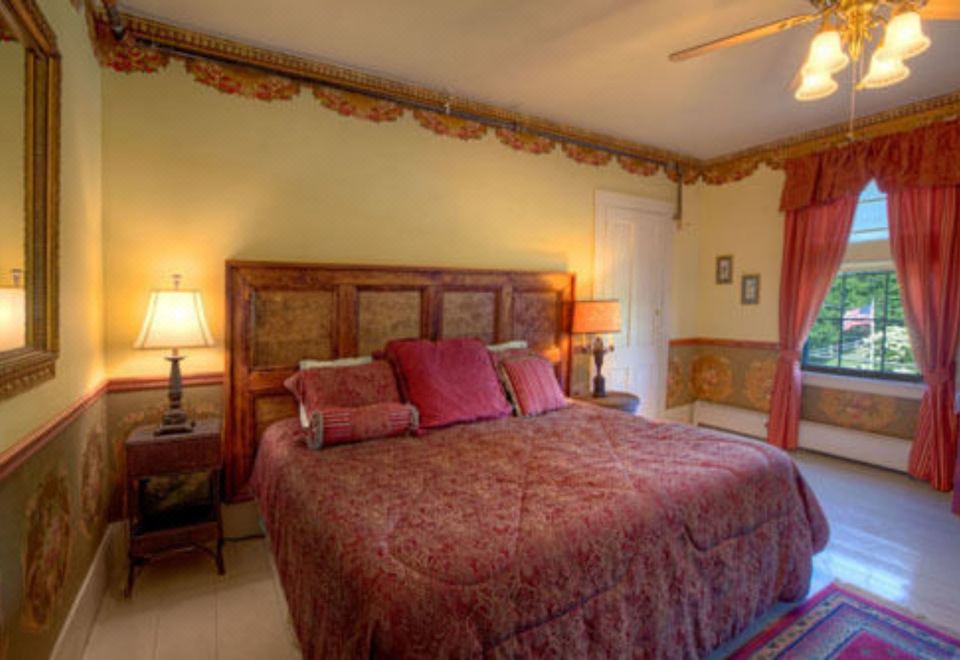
795, 68, 838, 101
803, 27, 849, 75
879, 10, 930, 61
860, 50, 911, 89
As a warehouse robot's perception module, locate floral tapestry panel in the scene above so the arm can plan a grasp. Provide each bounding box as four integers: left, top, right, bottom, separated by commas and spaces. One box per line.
802, 386, 919, 439
313, 86, 404, 122
495, 128, 555, 155
691, 353, 734, 402
413, 109, 487, 141
79, 425, 106, 538
745, 358, 778, 411
186, 59, 299, 101
20, 469, 71, 632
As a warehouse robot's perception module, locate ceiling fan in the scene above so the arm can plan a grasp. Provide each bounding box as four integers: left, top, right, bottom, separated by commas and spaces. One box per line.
670, 1, 960, 101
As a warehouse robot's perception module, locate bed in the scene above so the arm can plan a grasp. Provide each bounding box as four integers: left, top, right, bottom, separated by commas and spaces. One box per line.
225, 260, 829, 658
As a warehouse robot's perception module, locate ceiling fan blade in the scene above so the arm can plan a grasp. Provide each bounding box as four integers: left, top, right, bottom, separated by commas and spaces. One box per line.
669, 13, 821, 62
920, 0, 960, 20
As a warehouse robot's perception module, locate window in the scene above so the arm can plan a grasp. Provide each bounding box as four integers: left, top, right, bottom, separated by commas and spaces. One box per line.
802, 183, 920, 381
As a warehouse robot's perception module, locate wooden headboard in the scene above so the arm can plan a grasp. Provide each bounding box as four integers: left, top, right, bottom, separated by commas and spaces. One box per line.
224, 260, 575, 500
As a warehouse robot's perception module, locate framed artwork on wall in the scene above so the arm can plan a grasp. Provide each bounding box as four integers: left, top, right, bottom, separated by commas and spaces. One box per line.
741, 274, 760, 305
716, 255, 733, 284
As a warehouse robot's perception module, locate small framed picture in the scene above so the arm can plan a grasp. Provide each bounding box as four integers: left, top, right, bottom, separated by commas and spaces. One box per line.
741, 274, 760, 305
716, 255, 733, 284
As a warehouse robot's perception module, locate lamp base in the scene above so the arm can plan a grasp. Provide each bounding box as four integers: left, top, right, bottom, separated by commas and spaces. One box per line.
153, 353, 196, 436
590, 336, 612, 398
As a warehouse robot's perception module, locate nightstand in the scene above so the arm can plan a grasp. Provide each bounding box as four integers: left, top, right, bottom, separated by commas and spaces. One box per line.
573, 391, 641, 414
125, 417, 225, 596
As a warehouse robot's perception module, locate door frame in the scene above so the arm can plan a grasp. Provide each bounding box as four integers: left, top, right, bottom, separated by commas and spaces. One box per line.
594, 190, 674, 416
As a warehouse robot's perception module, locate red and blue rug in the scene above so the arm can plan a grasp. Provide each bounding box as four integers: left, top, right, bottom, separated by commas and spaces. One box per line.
731, 583, 960, 659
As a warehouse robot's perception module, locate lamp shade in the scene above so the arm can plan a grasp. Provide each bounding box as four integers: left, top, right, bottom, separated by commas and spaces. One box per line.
860, 50, 910, 89
134, 288, 214, 349
572, 300, 621, 334
0, 285, 25, 351
803, 28, 849, 75
880, 10, 930, 61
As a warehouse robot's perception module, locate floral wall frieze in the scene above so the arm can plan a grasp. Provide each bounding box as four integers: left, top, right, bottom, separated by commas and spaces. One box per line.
413, 109, 487, 140
186, 59, 299, 101
561, 143, 612, 167
94, 22, 169, 74
617, 155, 660, 177
495, 127, 556, 155
313, 85, 404, 122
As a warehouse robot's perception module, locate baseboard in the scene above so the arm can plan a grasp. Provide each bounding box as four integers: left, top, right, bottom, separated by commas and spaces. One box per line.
660, 404, 693, 424
691, 401, 910, 473
51, 521, 124, 660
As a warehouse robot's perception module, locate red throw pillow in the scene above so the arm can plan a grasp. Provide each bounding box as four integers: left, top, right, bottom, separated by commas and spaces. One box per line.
305, 402, 419, 450
501, 356, 569, 417
285, 361, 401, 426
385, 338, 512, 428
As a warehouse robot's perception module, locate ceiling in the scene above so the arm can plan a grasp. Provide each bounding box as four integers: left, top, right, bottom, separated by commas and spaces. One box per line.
117, 0, 960, 160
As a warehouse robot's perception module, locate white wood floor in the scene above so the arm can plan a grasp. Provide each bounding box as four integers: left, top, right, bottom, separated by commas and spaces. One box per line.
82, 450, 960, 660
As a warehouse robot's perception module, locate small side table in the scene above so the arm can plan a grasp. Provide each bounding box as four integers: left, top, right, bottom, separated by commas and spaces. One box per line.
125, 417, 224, 596
573, 391, 641, 414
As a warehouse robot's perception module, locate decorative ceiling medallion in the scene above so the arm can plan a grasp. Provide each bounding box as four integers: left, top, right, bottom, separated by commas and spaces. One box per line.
495, 128, 555, 155
561, 143, 612, 167
95, 23, 168, 74
413, 109, 487, 140
313, 86, 404, 122
21, 469, 71, 632
186, 60, 299, 101
617, 155, 660, 177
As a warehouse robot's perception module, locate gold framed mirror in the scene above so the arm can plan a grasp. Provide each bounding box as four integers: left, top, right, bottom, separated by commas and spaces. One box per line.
0, 0, 59, 401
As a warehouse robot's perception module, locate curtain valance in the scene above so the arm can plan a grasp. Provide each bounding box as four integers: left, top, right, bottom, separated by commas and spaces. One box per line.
781, 118, 960, 212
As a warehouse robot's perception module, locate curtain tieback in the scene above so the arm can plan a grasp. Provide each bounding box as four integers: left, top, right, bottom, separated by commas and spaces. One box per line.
926, 364, 956, 387
778, 349, 802, 362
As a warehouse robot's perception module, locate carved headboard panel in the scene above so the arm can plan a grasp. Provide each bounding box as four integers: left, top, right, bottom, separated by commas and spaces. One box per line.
224, 260, 575, 500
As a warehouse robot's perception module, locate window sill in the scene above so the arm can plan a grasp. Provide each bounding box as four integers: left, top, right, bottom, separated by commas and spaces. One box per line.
802, 370, 925, 400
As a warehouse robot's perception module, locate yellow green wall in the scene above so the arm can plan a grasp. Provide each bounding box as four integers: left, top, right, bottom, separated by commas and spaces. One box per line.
0, 0, 104, 453
101, 64, 700, 378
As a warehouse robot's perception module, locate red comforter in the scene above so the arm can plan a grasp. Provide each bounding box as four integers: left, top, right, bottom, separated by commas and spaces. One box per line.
252, 403, 828, 659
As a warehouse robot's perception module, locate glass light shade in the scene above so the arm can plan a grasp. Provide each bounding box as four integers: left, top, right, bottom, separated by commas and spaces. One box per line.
880, 11, 930, 61
795, 69, 838, 101
0, 286, 25, 351
134, 289, 214, 349
860, 51, 910, 89
572, 300, 621, 334
803, 29, 849, 75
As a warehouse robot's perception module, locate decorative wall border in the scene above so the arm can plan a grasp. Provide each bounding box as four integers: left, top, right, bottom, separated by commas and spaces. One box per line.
669, 337, 779, 351
0, 372, 223, 481
84, 8, 960, 187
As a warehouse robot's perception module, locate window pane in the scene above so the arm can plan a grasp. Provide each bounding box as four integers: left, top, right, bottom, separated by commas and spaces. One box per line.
806, 317, 840, 368
850, 181, 888, 243
820, 276, 844, 318
841, 271, 885, 320
887, 274, 905, 321
883, 322, 919, 376
839, 322, 877, 372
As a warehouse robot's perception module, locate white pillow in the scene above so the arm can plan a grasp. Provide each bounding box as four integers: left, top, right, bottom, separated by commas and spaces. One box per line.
487, 340, 529, 353
296, 356, 374, 427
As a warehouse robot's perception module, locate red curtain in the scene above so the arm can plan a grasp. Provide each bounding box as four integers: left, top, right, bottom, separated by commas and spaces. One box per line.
887, 186, 960, 498
766, 196, 858, 450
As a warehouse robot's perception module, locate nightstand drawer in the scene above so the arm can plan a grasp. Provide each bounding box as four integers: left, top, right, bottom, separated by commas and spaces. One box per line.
127, 421, 221, 477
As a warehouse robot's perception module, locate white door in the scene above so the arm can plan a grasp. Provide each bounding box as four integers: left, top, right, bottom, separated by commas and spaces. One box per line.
594, 191, 673, 417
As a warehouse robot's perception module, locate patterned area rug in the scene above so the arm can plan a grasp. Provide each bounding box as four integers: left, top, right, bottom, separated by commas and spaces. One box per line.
730, 583, 960, 659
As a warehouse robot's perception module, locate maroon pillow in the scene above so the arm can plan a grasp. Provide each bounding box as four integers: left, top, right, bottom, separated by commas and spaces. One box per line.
385, 338, 512, 428
284, 360, 401, 413
501, 357, 569, 417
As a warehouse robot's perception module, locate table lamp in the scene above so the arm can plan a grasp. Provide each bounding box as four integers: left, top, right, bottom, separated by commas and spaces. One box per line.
134, 274, 214, 435
0, 269, 25, 352
572, 299, 621, 398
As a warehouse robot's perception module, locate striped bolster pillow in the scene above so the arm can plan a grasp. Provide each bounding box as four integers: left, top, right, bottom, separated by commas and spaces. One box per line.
500, 356, 569, 417
307, 402, 419, 450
